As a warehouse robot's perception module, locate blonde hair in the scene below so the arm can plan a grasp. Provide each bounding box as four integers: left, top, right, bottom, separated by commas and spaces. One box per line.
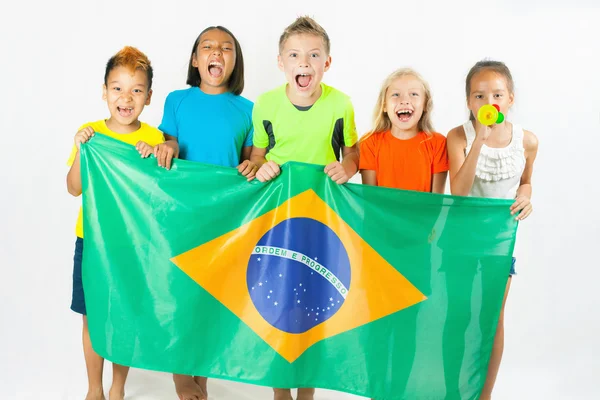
363, 68, 434, 142
279, 16, 330, 55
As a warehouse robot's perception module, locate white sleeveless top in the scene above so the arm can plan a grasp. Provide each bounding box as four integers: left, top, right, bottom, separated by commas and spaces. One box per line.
463, 121, 526, 200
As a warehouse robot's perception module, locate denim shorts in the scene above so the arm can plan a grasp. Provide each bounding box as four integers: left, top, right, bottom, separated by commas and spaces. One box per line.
70, 237, 86, 315
509, 257, 516, 276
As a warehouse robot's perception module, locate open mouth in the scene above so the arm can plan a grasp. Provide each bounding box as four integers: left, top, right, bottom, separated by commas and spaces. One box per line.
396, 109, 413, 122
208, 61, 224, 78
295, 73, 312, 89
117, 106, 134, 117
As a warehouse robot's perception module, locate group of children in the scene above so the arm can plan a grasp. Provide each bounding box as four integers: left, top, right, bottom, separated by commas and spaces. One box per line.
66, 15, 538, 400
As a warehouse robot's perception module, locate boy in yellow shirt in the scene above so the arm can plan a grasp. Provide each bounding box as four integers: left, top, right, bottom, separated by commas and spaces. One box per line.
66, 46, 164, 400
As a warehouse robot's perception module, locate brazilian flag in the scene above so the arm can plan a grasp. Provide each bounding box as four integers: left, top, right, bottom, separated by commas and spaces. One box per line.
81, 134, 517, 400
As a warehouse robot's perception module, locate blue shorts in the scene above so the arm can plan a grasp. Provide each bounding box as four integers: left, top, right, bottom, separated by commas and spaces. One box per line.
509, 257, 516, 276
71, 237, 86, 315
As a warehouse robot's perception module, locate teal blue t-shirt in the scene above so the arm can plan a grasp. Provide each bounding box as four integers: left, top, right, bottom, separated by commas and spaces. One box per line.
159, 87, 254, 167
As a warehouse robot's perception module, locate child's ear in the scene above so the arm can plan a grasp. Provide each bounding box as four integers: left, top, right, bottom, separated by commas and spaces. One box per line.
324, 55, 332, 72
277, 55, 284, 72
508, 92, 515, 108
145, 89, 153, 106
102, 84, 107, 101
192, 54, 198, 68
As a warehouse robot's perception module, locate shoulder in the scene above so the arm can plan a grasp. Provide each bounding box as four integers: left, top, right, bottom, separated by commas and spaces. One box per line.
429, 131, 447, 143
139, 122, 164, 138
322, 84, 352, 107
256, 85, 286, 105
78, 120, 105, 133
360, 131, 385, 148
165, 87, 194, 104
446, 125, 467, 145
232, 94, 253, 108
522, 129, 539, 153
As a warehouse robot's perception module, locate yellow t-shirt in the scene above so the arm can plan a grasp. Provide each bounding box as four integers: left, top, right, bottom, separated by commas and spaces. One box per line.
67, 120, 165, 238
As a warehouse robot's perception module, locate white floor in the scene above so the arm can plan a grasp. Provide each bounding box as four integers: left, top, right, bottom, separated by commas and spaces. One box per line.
1, 307, 598, 400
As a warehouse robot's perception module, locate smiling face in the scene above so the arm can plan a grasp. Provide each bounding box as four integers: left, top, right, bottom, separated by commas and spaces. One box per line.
102, 66, 152, 133
467, 69, 514, 122
384, 75, 426, 137
192, 28, 236, 94
278, 33, 331, 106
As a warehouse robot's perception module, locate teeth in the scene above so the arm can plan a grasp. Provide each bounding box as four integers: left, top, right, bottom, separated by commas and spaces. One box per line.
209, 61, 222, 67
397, 110, 412, 115
298, 74, 310, 77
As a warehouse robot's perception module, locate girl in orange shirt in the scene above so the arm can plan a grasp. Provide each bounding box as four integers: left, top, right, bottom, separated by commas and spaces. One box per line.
359, 68, 448, 193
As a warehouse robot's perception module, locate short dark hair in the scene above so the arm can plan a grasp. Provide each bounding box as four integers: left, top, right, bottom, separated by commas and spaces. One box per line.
466, 60, 514, 121
104, 46, 153, 90
186, 26, 245, 95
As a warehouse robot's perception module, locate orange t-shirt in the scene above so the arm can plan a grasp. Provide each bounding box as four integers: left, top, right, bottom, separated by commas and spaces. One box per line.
359, 130, 449, 192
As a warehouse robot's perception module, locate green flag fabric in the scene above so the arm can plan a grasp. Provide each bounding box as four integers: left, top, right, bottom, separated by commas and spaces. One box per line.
80, 134, 517, 400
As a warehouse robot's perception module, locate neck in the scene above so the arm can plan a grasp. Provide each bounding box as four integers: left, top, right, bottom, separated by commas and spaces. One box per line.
200, 83, 229, 95
286, 83, 322, 107
105, 118, 141, 134
390, 125, 419, 140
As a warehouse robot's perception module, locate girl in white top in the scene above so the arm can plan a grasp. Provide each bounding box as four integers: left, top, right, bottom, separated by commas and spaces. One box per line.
447, 60, 539, 400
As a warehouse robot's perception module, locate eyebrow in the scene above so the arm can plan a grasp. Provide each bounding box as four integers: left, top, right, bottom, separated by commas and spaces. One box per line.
201, 39, 233, 44
108, 81, 146, 87
472, 89, 506, 93
286, 48, 321, 52
389, 87, 424, 91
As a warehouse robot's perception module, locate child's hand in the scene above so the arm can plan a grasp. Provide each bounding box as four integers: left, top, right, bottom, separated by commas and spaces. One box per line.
74, 127, 95, 149
474, 124, 492, 143
325, 161, 350, 184
154, 141, 179, 170
238, 160, 258, 181
255, 161, 280, 182
510, 195, 532, 221
136, 141, 153, 158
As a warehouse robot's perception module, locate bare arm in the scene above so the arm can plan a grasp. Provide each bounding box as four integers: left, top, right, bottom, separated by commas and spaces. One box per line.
325, 144, 359, 184
154, 134, 179, 169
66, 126, 95, 196
360, 170, 377, 186
240, 146, 252, 162
431, 172, 448, 194
66, 151, 82, 196
510, 130, 539, 220
249, 147, 268, 167
341, 144, 359, 178
447, 126, 485, 196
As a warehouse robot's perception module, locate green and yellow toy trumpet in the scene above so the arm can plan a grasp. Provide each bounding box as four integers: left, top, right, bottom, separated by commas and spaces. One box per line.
477, 104, 505, 126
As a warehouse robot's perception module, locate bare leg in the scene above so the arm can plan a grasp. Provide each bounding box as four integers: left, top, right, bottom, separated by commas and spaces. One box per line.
296, 388, 315, 400
194, 376, 208, 398
273, 388, 293, 400
83, 315, 105, 400
480, 278, 512, 400
174, 374, 206, 400
109, 364, 129, 400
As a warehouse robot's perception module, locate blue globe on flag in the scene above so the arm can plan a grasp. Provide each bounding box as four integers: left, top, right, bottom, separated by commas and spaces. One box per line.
247, 217, 351, 333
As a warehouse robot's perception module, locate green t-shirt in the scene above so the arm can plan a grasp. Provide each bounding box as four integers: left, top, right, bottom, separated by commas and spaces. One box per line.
252, 83, 358, 165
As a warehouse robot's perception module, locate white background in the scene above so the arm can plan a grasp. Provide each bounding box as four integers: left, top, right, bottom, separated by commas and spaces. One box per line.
1, 0, 599, 399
